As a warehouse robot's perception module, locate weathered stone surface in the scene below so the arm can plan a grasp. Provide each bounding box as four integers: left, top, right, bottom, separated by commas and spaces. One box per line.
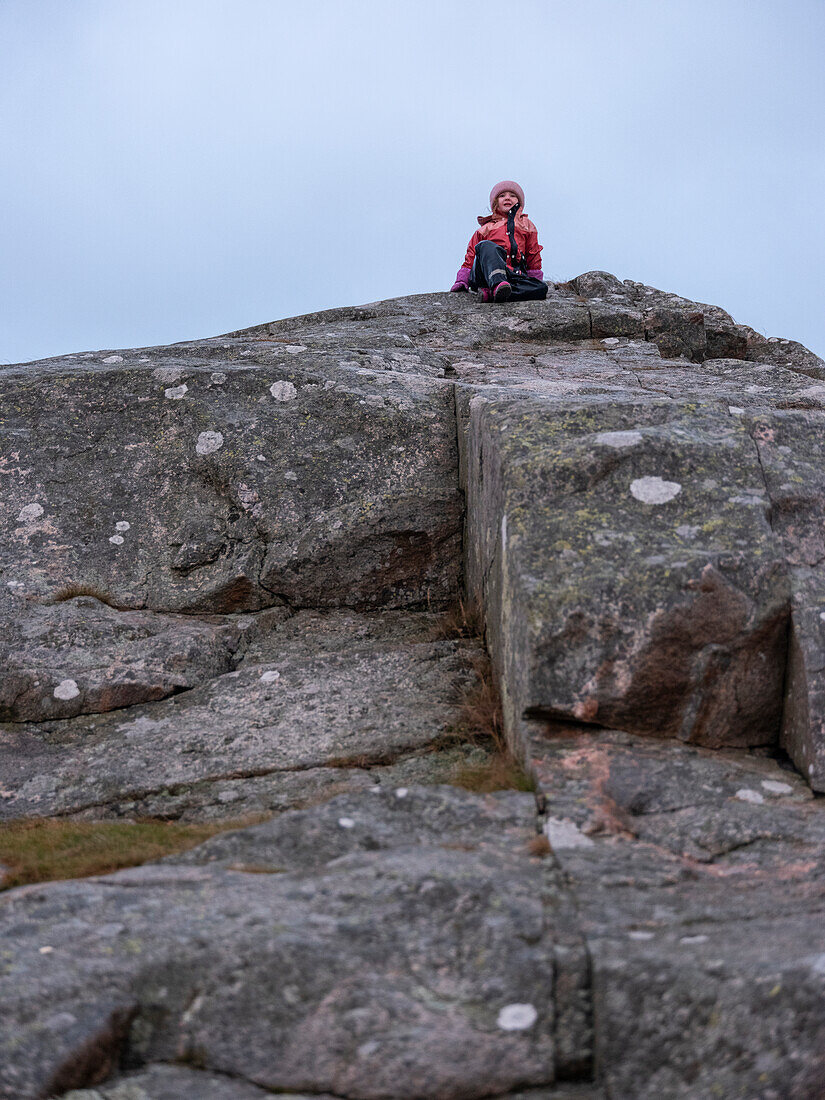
64, 1070, 605, 1100
0, 355, 460, 613
3, 276, 825, 1098
466, 394, 790, 752
746, 410, 825, 788
0, 610, 480, 821
64, 1064, 279, 1098
531, 727, 825, 1099
0, 593, 246, 722
0, 787, 574, 1100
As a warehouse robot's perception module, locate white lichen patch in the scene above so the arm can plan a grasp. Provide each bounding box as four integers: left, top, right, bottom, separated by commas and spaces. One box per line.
284, 470, 298, 481
17, 503, 44, 524
680, 934, 709, 945
734, 788, 764, 805
196, 431, 224, 456
109, 535, 125, 545
53, 679, 80, 701
164, 383, 188, 400
761, 779, 793, 796
675, 524, 700, 539
338, 817, 355, 829
115, 521, 131, 532
596, 430, 643, 448
630, 476, 682, 505
544, 817, 595, 849
269, 380, 298, 402
628, 930, 655, 940
259, 670, 281, 683
601, 337, 621, 346
496, 1003, 538, 1031
210, 372, 227, 384
394, 788, 408, 799
102, 355, 124, 364
285, 345, 307, 355
728, 406, 745, 415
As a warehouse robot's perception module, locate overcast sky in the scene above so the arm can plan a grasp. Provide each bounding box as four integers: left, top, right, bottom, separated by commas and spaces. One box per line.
2, 0, 823, 364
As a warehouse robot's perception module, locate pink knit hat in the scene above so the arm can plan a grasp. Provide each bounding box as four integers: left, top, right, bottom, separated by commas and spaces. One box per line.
489, 180, 525, 212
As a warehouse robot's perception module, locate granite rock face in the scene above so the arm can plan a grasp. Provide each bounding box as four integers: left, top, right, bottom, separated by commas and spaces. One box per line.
531, 726, 825, 1100
465, 395, 790, 750
1, 609, 480, 822
0, 355, 460, 613
2, 275, 825, 1098
0, 592, 243, 722
0, 788, 574, 1100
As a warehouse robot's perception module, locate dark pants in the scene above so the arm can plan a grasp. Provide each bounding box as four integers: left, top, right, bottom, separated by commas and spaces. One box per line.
470, 241, 511, 290
470, 240, 548, 301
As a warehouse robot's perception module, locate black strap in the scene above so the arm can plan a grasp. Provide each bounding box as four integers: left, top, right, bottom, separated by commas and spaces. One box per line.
505, 203, 525, 271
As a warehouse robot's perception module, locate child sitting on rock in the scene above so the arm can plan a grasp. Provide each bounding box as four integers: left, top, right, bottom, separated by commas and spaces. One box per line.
450, 180, 547, 302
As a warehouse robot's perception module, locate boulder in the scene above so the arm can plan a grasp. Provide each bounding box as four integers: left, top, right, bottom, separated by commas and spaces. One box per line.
0, 787, 578, 1100
0, 594, 243, 722
465, 392, 790, 751
0, 354, 460, 614
0, 610, 481, 822
3, 277, 825, 1098
531, 728, 825, 1100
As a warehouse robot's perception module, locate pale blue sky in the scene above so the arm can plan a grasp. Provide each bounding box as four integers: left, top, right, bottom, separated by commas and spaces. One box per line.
2, 0, 823, 364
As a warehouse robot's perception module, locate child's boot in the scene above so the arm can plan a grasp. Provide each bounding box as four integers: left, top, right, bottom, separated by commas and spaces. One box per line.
493, 280, 512, 302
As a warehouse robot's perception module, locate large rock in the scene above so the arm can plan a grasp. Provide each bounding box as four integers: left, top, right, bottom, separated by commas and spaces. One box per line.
530, 727, 825, 1099
465, 392, 790, 751
0, 593, 246, 721
0, 610, 481, 822
0, 353, 460, 613
0, 786, 581, 1100
3, 277, 825, 1098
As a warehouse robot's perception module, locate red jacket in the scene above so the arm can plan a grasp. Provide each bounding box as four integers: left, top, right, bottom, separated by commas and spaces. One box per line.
460, 211, 543, 273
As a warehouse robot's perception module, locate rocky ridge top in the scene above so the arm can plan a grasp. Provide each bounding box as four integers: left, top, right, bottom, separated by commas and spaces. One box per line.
1, 273, 824, 1098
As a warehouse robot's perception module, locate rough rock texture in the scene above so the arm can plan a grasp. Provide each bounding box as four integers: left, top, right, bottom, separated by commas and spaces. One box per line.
0, 592, 245, 722
0, 787, 579, 1100
1, 354, 460, 613
63, 1069, 603, 1100
465, 395, 790, 750
1, 610, 480, 822
2, 275, 825, 1098
531, 726, 825, 1099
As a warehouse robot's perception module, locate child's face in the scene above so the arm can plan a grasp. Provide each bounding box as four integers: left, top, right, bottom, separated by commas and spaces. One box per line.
495, 191, 519, 214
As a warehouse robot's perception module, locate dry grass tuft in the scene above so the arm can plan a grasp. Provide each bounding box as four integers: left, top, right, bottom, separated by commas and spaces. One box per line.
430, 598, 484, 642
528, 834, 552, 858
37, 584, 127, 609
0, 817, 261, 890
453, 754, 537, 794
448, 655, 537, 794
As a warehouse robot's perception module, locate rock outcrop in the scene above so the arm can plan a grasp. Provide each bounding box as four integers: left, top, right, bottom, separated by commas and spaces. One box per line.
1, 275, 825, 1098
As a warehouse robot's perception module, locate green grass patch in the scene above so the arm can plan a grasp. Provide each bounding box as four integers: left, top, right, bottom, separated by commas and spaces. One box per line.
0, 818, 250, 890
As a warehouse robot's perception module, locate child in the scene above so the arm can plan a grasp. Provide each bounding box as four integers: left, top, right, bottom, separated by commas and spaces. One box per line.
450, 180, 547, 302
